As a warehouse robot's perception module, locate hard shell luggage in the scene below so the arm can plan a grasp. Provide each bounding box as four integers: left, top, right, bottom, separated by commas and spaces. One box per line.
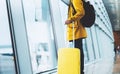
58, 23, 80, 74
58, 48, 80, 74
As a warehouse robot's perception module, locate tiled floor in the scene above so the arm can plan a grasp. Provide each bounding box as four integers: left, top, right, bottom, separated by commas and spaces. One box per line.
113, 52, 120, 74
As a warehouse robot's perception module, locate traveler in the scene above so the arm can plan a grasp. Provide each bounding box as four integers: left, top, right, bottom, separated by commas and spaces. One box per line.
65, 0, 87, 74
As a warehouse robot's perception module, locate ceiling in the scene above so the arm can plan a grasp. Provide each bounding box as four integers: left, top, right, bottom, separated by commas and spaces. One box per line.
102, 0, 120, 31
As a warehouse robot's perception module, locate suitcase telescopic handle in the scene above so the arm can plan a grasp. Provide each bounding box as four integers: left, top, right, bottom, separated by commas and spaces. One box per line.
72, 22, 75, 48
65, 22, 75, 48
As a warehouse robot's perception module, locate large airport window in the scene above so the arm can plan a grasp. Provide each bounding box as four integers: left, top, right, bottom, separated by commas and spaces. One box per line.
0, 0, 16, 74
22, 0, 57, 73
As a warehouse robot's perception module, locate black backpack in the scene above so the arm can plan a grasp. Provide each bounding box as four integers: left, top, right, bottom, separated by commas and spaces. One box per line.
71, 0, 95, 27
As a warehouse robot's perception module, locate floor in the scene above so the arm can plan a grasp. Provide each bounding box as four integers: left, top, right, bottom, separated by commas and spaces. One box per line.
113, 52, 120, 74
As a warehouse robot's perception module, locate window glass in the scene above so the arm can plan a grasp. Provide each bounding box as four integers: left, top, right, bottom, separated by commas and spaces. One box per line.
0, 0, 16, 74
83, 39, 89, 63
93, 26, 101, 58
22, 0, 57, 73
90, 26, 101, 59
94, 25, 102, 58
85, 29, 96, 62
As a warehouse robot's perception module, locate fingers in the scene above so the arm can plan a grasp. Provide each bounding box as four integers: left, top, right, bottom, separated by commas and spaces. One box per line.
65, 20, 72, 24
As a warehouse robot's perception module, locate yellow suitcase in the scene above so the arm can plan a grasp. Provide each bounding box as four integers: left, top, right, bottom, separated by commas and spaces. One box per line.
58, 48, 80, 74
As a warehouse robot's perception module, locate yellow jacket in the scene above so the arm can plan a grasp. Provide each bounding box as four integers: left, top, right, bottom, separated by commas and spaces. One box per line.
67, 0, 87, 40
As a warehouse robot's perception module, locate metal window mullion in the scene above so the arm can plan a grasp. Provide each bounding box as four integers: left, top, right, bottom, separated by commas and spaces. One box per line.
8, 0, 33, 74
6, 0, 20, 73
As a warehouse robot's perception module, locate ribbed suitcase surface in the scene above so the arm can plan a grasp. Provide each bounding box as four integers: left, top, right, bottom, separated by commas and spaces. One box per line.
58, 48, 80, 74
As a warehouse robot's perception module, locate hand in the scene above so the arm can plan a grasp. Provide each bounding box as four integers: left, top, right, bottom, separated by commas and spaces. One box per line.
65, 20, 72, 25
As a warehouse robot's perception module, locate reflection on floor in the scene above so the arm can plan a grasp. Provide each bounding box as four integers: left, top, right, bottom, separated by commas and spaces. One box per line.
113, 53, 120, 74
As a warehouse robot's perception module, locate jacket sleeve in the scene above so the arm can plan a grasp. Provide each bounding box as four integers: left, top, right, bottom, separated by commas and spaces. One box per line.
68, 0, 85, 21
